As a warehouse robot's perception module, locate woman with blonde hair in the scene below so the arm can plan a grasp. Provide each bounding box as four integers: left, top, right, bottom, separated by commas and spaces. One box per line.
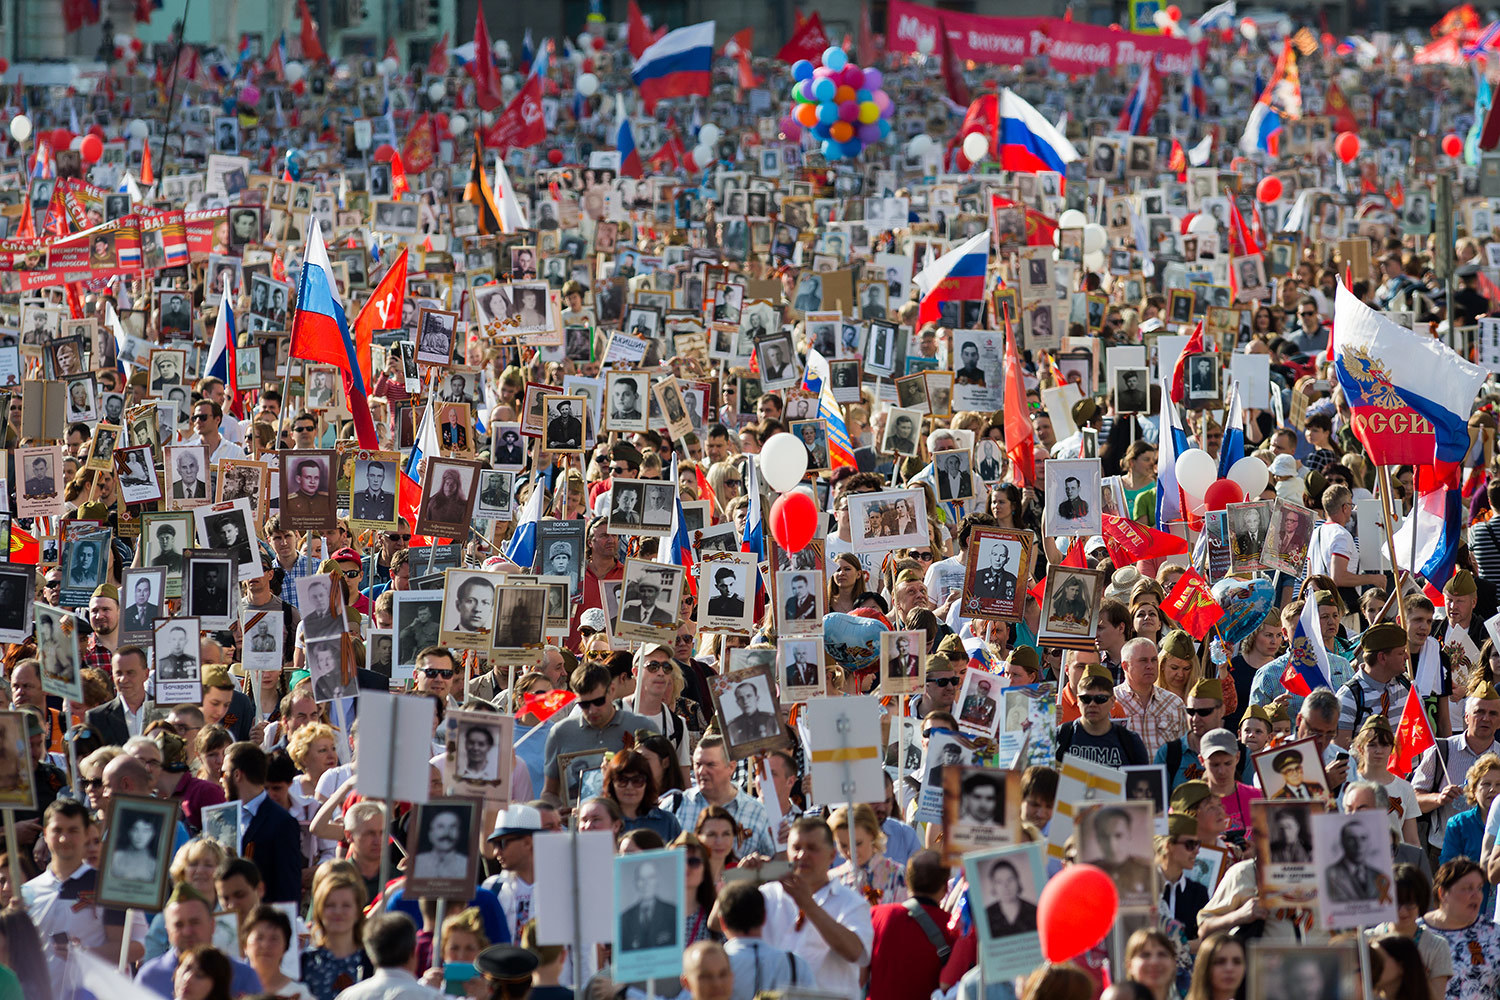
704, 460, 743, 511
301, 872, 370, 1000
828, 803, 906, 905
143, 838, 238, 960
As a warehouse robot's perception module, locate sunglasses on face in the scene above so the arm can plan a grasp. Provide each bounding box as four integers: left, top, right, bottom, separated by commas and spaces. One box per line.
577, 694, 609, 708
386, 533, 412, 542
1079, 694, 1112, 706
642, 661, 671, 674
419, 668, 455, 679
1184, 706, 1218, 717
927, 676, 961, 688
1173, 838, 1201, 851
615, 773, 647, 787
294, 424, 315, 433
685, 855, 704, 867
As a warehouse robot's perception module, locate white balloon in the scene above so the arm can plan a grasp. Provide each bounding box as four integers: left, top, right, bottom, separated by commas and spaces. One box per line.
697, 123, 722, 147
692, 143, 715, 168
916, 33, 935, 54
493, 40, 509, 59
449, 115, 469, 135
502, 74, 518, 92
962, 131, 989, 163
576, 73, 599, 97
1175, 449, 1219, 500
69, 136, 85, 152
10, 114, 32, 143
427, 82, 445, 102
759, 434, 809, 493
379, 57, 399, 76
1057, 208, 1088, 230
1152, 10, 1174, 29
907, 134, 934, 156
578, 32, 592, 50
1082, 223, 1107, 254
1211, 77, 1230, 97
1228, 456, 1270, 498
128, 118, 149, 140
284, 61, 305, 83
1083, 250, 1106, 272
1187, 212, 1218, 235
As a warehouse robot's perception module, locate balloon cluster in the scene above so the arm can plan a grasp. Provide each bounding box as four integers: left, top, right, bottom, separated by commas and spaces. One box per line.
787, 47, 892, 161
1174, 448, 1269, 526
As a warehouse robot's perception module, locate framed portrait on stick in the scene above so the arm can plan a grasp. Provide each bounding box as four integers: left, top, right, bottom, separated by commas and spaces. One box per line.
404, 798, 481, 900
709, 661, 790, 760
961, 527, 1033, 622
97, 794, 177, 911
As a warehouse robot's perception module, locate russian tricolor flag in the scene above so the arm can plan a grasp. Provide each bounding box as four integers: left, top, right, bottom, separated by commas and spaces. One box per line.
617, 106, 643, 178
1239, 98, 1282, 155
659, 457, 697, 596
912, 228, 990, 327
503, 473, 547, 569
997, 88, 1078, 176
631, 21, 715, 111
206, 270, 240, 418
1280, 595, 1332, 697
290, 219, 379, 449
1118, 63, 1162, 136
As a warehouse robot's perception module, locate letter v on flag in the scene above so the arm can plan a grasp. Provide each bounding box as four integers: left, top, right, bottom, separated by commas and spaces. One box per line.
290, 219, 378, 448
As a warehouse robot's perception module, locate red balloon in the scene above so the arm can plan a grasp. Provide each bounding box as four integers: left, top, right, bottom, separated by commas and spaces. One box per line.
770, 491, 818, 553
1166, 4, 1182, 20
372, 143, 397, 162
1038, 864, 1119, 963
592, 36, 605, 51
1203, 478, 1246, 512
79, 134, 102, 164
547, 148, 563, 165
52, 129, 72, 151
1256, 175, 1283, 203
0, 58, 10, 73
1266, 130, 1281, 157
1443, 133, 1463, 157
1335, 131, 1360, 164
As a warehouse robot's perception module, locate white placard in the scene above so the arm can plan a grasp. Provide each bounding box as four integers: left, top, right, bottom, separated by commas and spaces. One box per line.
1227, 352, 1272, 410
355, 692, 435, 804
533, 831, 616, 945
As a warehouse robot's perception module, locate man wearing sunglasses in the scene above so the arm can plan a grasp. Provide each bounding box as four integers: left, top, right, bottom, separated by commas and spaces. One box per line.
1158, 811, 1208, 940
1156, 677, 1237, 790
1056, 664, 1148, 768
542, 661, 658, 805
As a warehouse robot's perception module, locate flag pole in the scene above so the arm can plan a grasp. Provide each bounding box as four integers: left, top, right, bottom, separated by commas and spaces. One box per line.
1376, 465, 1409, 632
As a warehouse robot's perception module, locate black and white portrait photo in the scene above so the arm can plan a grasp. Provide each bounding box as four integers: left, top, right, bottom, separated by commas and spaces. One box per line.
1039, 567, 1104, 640
152, 618, 202, 702
1043, 458, 1103, 536
61, 535, 108, 599
97, 796, 175, 911
414, 307, 458, 366
34, 604, 82, 702
439, 570, 502, 650
846, 489, 930, 553
1185, 352, 1220, 403
605, 372, 649, 433
114, 444, 160, 505
394, 592, 443, 671
880, 629, 926, 695
475, 470, 515, 521
933, 449, 974, 503
306, 637, 347, 703
616, 559, 684, 641
697, 555, 754, 633
964, 843, 1044, 975
1114, 366, 1149, 413
196, 499, 260, 581
415, 459, 480, 539
166, 445, 210, 509
405, 800, 479, 899
776, 570, 823, 633
491, 585, 546, 650
881, 407, 923, 457
754, 332, 800, 390
0, 566, 34, 643
349, 458, 398, 527
712, 665, 786, 757
278, 450, 337, 531
185, 556, 235, 628
613, 850, 686, 978
542, 395, 586, 453
297, 574, 349, 642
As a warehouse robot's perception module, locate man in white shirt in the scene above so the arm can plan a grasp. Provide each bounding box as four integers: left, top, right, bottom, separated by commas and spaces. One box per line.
719, 881, 814, 1000
480, 804, 543, 942
184, 400, 247, 463
332, 912, 445, 1000
23, 799, 125, 990
754, 816, 874, 1000
1306, 484, 1384, 591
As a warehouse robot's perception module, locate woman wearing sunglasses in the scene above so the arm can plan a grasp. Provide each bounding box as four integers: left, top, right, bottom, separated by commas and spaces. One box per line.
601, 748, 681, 841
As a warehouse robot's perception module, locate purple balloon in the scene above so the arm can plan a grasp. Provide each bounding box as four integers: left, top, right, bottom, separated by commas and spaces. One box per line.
857, 123, 882, 143
842, 65, 864, 89
780, 116, 802, 138
838, 100, 860, 122
863, 67, 883, 90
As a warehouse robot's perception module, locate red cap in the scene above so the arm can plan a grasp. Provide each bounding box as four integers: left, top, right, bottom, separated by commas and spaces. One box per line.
332, 547, 363, 567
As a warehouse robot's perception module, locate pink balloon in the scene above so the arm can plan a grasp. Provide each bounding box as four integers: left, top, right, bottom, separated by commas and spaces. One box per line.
838, 100, 860, 122
842, 65, 864, 89
872, 90, 892, 113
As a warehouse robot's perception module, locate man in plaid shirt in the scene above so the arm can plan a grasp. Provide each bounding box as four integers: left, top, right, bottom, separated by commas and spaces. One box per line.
267, 516, 314, 610
674, 735, 777, 857
82, 584, 121, 674
1113, 637, 1188, 760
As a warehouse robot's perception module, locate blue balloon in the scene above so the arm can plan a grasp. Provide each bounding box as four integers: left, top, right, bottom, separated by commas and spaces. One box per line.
792, 59, 815, 82
843, 138, 863, 159
877, 118, 892, 138
812, 122, 832, 140
811, 77, 836, 103
1210, 577, 1275, 645
821, 138, 842, 160
822, 46, 847, 72
823, 613, 886, 670
816, 101, 839, 125
856, 88, 872, 102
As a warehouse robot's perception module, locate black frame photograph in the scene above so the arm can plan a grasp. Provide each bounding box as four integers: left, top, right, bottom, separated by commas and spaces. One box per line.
97, 793, 177, 911
404, 798, 482, 900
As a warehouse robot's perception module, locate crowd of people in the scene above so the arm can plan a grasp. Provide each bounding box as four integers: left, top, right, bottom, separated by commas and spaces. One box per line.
6, 4, 1500, 1000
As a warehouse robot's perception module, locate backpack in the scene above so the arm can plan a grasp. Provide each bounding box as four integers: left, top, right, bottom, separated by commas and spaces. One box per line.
902, 899, 952, 961
1337, 673, 1412, 735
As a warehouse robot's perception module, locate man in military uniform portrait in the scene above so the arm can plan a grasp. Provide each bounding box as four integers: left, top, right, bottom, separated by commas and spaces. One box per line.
156, 624, 197, 680
974, 541, 1019, 603
1269, 748, 1327, 800
151, 524, 184, 572
725, 681, 779, 744
284, 457, 330, 519
24, 455, 54, 496
352, 461, 395, 522
610, 377, 642, 423
954, 339, 987, 386
706, 567, 744, 619
1082, 805, 1154, 906
1056, 476, 1089, 521
885, 413, 918, 455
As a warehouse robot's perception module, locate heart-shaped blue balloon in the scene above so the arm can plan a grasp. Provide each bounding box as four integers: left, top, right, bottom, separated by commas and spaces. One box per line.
823, 612, 888, 672
1211, 577, 1275, 645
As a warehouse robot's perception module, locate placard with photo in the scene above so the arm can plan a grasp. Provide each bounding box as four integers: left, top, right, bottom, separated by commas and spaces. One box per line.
405, 798, 482, 900
697, 552, 756, 634
788, 419, 830, 472
709, 661, 790, 759
278, 449, 338, 530
1251, 797, 1325, 909
185, 554, 236, 629
34, 603, 82, 703
241, 608, 284, 672
942, 766, 1022, 864
97, 794, 176, 912
1248, 943, 1359, 1000
775, 570, 823, 634
607, 478, 677, 537
932, 448, 974, 504
436, 569, 504, 651
603, 370, 650, 434
542, 394, 586, 453
194, 497, 261, 581
1075, 800, 1157, 910
778, 635, 824, 702
615, 559, 684, 644
120, 567, 166, 644
965, 842, 1046, 981
17, 444, 63, 519
348, 453, 399, 530
416, 458, 481, 539
60, 531, 110, 608
1253, 736, 1329, 801
613, 848, 687, 982
1263, 498, 1316, 577
846, 488, 929, 554
1114, 366, 1150, 413
0, 566, 33, 644
880, 406, 923, 457
961, 526, 1033, 622
475, 470, 516, 521
879, 630, 926, 695
394, 591, 444, 674
1227, 500, 1273, 573
754, 332, 801, 390
200, 800, 241, 855
166, 444, 211, 510
1038, 567, 1105, 646
114, 444, 162, 505
1311, 808, 1396, 930
154, 617, 202, 704
1043, 458, 1102, 536
414, 307, 458, 366
0, 711, 36, 811
141, 511, 193, 598
955, 667, 1003, 738
446, 710, 515, 802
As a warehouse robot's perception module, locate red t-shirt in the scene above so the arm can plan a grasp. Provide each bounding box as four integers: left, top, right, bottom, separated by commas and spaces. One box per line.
868, 899, 958, 1000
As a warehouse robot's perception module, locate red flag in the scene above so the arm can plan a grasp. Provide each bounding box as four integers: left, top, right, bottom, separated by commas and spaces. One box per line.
469, 7, 504, 111
384, 38, 398, 64
777, 12, 831, 64
1387, 179, 1405, 209
724, 28, 761, 90
484, 74, 546, 152
520, 689, 578, 724
1003, 313, 1035, 488
140, 137, 154, 185
14, 196, 33, 240
1432, 2, 1478, 36
1024, 207, 1056, 247
351, 248, 408, 392
1169, 319, 1205, 404
1391, 687, 1435, 775
427, 33, 450, 76
940, 25, 970, 107
627, 0, 664, 58
1162, 568, 1225, 640
401, 113, 437, 174
1168, 138, 1187, 180
1100, 515, 1190, 566
650, 117, 687, 171
1279, 658, 1312, 698
7, 525, 38, 565
298, 0, 326, 63
858, 2, 877, 66
389, 150, 410, 199
1323, 81, 1358, 133
1227, 198, 1262, 257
